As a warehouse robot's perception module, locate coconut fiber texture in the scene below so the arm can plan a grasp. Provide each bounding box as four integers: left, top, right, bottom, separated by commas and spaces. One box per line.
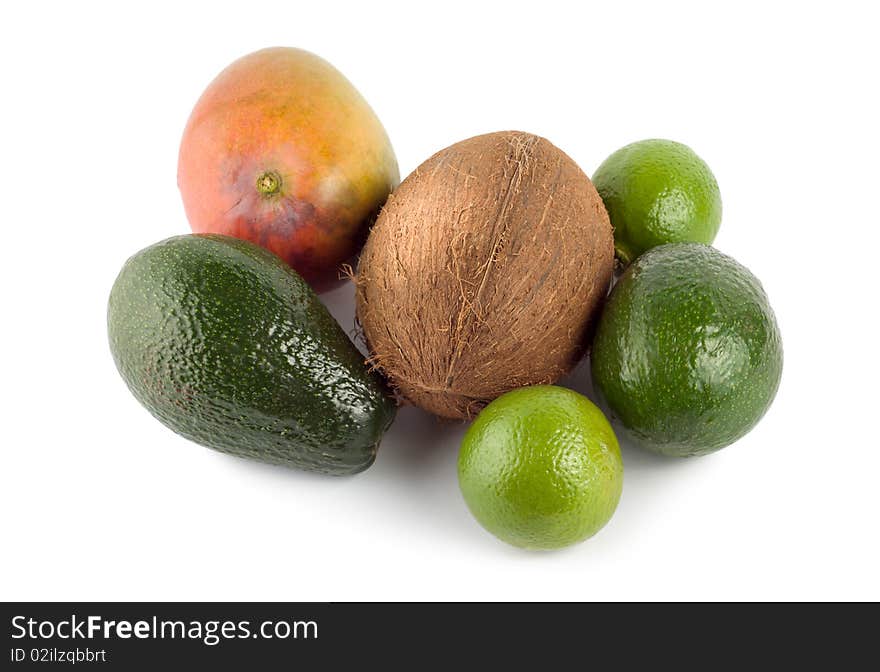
355, 131, 614, 420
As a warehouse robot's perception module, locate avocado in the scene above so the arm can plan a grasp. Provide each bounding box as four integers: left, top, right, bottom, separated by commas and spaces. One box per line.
107, 234, 395, 474
590, 243, 782, 457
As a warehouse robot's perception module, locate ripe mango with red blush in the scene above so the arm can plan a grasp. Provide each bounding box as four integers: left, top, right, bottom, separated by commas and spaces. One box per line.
178, 47, 399, 290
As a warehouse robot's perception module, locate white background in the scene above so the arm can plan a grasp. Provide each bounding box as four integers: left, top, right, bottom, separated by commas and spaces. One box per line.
2, 1, 878, 601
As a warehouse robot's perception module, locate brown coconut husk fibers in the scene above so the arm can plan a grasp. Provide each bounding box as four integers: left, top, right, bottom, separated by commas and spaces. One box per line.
355, 131, 613, 420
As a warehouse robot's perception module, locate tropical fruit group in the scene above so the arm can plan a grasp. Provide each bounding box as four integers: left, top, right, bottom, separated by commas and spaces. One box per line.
107, 42, 784, 550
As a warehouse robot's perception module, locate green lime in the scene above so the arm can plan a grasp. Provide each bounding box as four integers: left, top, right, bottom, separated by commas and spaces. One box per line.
591, 243, 783, 457
592, 139, 722, 266
457, 386, 623, 550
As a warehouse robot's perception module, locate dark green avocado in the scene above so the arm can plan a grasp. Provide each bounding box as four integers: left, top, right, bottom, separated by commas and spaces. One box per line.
590, 243, 782, 457
107, 234, 395, 474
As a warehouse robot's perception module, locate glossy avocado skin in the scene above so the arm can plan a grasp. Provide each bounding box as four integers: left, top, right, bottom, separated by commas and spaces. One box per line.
590, 243, 782, 457
108, 234, 395, 474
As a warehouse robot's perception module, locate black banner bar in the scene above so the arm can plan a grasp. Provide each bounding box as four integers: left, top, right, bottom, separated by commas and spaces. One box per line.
2, 602, 875, 668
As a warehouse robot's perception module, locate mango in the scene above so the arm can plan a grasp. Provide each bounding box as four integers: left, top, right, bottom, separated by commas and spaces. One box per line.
178, 47, 399, 289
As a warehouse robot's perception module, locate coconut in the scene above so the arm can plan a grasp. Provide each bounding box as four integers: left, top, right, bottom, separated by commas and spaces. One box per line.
355, 131, 613, 420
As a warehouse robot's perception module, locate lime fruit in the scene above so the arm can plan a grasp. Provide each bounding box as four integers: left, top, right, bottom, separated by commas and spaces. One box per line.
592, 139, 722, 266
457, 385, 623, 550
591, 243, 783, 457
